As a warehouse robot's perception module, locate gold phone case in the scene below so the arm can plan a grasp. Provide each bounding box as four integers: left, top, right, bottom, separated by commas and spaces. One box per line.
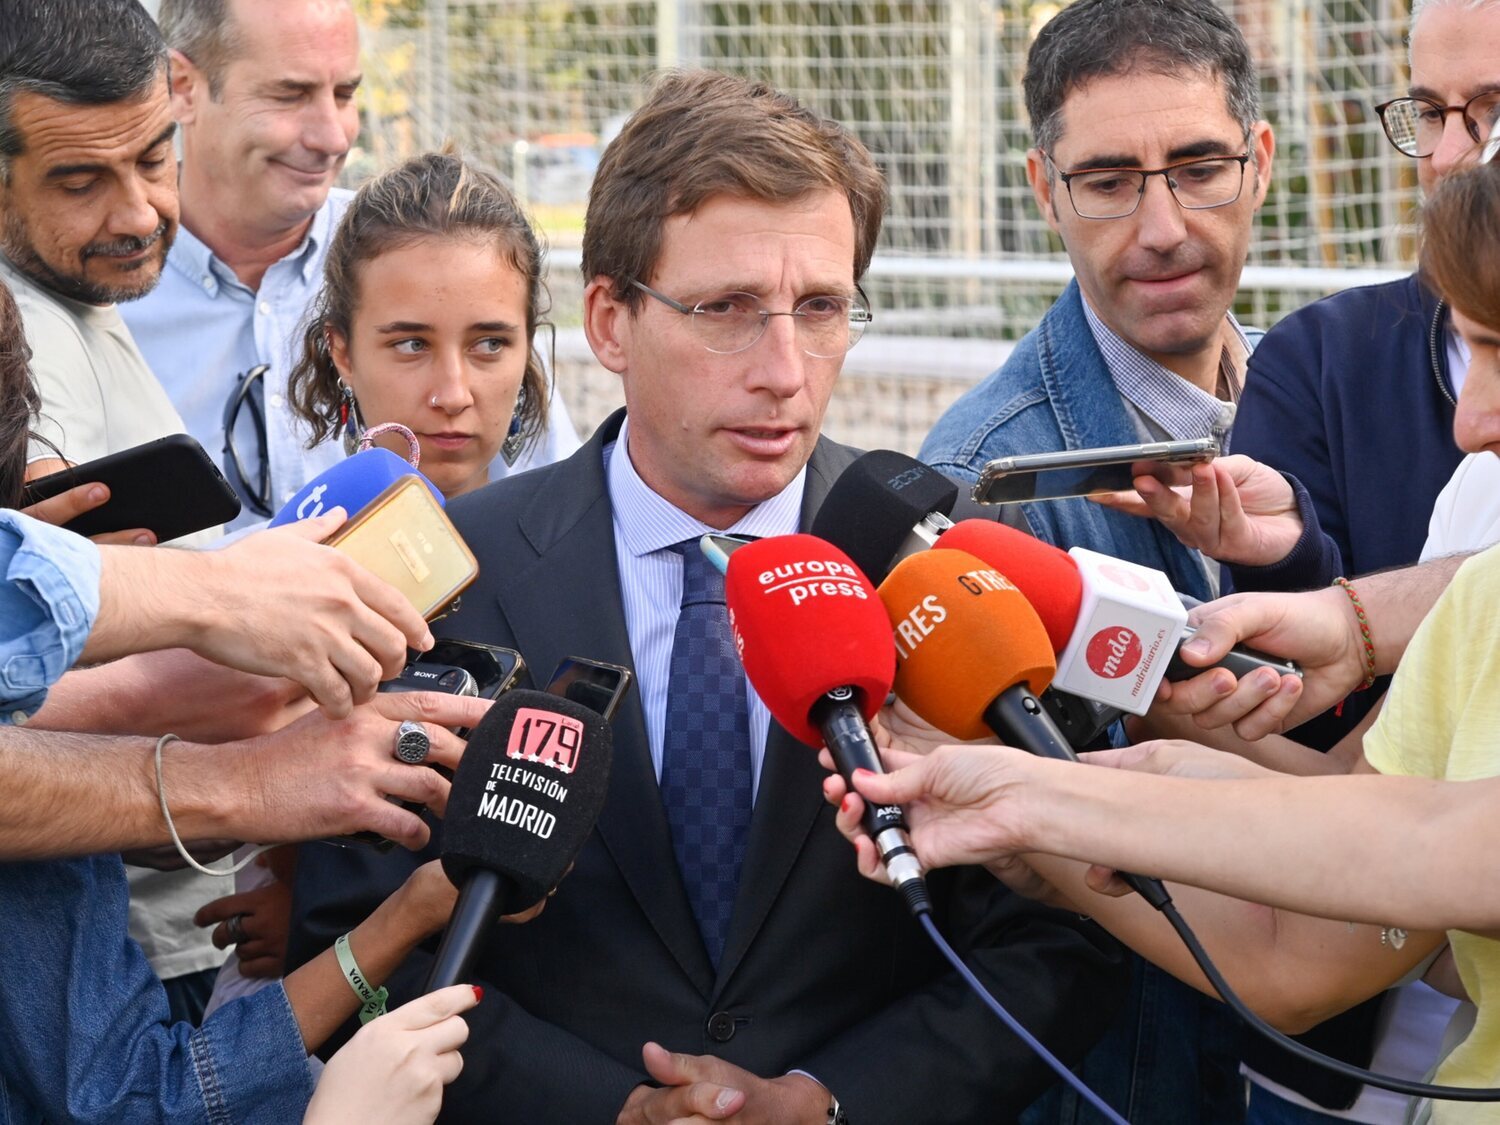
324, 475, 478, 620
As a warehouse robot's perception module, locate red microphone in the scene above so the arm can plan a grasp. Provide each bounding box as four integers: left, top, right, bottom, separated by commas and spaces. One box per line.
722, 533, 928, 914
935, 521, 1298, 715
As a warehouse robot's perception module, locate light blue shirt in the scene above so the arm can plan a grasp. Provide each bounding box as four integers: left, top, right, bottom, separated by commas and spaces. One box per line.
1080, 295, 1244, 446
123, 190, 582, 529
122, 193, 352, 529
604, 418, 805, 802
0, 510, 100, 724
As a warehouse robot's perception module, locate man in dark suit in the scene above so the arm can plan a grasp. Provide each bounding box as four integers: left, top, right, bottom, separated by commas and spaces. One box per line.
291, 70, 1124, 1124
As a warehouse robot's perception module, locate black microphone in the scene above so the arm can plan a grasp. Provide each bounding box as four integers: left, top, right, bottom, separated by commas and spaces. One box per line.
425, 689, 613, 990
810, 450, 958, 585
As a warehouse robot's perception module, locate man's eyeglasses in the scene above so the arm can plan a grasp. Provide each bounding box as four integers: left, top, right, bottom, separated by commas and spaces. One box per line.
222, 363, 272, 517
629, 279, 872, 358
1042, 151, 1252, 220
1375, 92, 1500, 158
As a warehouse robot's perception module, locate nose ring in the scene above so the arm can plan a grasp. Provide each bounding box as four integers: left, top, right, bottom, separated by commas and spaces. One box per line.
430, 394, 440, 408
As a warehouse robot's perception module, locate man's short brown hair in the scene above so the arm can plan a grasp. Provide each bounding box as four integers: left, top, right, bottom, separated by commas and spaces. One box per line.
581, 69, 887, 304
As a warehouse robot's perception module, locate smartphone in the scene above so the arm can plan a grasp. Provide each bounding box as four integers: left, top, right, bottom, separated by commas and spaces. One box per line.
324, 475, 478, 620
972, 437, 1221, 505
393, 640, 526, 706
22, 433, 241, 541
544, 656, 634, 724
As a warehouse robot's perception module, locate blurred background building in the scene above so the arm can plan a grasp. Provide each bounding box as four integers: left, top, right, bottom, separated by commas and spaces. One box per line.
142, 0, 1419, 452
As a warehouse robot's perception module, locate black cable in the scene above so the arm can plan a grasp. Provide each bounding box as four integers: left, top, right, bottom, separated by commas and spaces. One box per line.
1158, 900, 1500, 1101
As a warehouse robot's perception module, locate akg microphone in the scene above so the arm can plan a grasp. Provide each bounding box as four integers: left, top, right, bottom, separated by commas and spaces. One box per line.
877, 548, 1171, 909
936, 520, 1299, 716
425, 689, 613, 990
809, 450, 958, 583
269, 447, 444, 528
719, 533, 930, 915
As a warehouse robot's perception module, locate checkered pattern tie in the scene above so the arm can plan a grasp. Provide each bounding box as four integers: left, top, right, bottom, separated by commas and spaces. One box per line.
660, 540, 752, 967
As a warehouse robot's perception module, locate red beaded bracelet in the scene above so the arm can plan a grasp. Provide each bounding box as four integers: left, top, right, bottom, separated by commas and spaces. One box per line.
1333, 577, 1377, 691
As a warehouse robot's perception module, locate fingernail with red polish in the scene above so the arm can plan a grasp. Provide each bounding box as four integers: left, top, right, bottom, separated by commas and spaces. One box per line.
472, 985, 484, 1003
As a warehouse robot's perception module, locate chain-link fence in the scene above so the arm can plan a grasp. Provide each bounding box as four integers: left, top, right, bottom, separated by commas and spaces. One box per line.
345, 0, 1417, 451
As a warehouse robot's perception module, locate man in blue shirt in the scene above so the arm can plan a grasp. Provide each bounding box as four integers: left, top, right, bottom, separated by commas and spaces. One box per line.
125, 0, 580, 529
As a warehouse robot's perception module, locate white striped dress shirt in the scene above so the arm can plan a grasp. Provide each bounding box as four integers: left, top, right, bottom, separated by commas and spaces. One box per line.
605, 417, 807, 803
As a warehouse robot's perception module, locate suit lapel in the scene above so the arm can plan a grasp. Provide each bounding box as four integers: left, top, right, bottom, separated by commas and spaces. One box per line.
495, 412, 715, 994
714, 438, 857, 994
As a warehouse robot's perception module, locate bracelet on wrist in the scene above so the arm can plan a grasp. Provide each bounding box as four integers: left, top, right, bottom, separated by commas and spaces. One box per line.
1332, 577, 1377, 691
334, 932, 389, 1024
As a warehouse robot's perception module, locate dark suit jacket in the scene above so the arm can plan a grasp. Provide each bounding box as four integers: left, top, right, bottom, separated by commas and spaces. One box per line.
291, 410, 1126, 1124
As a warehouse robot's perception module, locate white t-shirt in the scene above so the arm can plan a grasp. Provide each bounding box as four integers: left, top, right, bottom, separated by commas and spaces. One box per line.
1421, 452, 1500, 561
2, 256, 228, 983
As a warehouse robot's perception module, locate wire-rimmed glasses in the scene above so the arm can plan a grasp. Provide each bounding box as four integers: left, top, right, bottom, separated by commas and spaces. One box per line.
629, 279, 872, 358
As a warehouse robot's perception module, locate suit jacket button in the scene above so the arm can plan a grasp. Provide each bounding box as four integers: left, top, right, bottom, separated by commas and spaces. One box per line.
706, 1011, 737, 1043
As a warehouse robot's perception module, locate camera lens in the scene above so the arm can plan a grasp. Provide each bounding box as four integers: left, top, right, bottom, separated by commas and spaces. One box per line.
438, 669, 465, 689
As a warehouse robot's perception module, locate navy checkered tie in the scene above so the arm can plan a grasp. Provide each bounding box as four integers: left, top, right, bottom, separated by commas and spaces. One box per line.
660, 540, 752, 967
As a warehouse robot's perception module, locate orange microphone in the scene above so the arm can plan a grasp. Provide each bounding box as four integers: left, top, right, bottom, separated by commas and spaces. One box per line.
876, 548, 1078, 760
878, 547, 1173, 908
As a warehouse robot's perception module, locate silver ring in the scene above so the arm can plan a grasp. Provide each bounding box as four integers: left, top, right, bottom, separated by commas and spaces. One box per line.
226, 912, 248, 945
394, 720, 431, 765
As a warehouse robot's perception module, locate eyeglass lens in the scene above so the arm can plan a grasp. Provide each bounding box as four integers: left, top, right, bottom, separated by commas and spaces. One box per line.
1067, 158, 1246, 219
692, 293, 870, 357
1380, 93, 1500, 157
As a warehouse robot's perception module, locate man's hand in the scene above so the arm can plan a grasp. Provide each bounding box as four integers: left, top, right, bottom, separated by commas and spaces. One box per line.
20, 479, 156, 545
617, 1043, 828, 1124
1152, 586, 1365, 740
210, 690, 495, 850
90, 509, 434, 717
1091, 456, 1303, 566
195, 860, 295, 978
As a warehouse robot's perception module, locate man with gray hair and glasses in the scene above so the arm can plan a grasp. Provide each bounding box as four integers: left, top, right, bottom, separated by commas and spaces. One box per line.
920, 0, 1275, 1120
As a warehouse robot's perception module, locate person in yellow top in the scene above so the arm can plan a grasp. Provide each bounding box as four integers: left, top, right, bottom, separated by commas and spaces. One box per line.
826, 160, 1500, 1118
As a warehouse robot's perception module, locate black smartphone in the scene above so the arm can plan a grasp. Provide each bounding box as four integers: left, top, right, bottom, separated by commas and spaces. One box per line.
544, 656, 634, 724
392, 640, 526, 707
22, 433, 241, 541
972, 437, 1221, 505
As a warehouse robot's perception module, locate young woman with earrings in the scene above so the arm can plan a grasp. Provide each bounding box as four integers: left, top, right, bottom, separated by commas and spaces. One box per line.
289, 148, 553, 500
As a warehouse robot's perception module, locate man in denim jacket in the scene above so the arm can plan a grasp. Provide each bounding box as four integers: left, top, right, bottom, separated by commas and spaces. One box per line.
920, 0, 1275, 1121
922, 0, 1274, 606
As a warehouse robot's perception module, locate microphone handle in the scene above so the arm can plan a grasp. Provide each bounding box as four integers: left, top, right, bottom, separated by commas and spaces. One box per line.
982, 685, 1172, 911
425, 869, 507, 991
810, 690, 930, 914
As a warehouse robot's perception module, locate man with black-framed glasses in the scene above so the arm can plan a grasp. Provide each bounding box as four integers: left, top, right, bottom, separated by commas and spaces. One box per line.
920, 1, 1276, 1123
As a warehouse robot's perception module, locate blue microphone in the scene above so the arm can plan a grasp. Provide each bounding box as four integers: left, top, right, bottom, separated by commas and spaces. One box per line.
269, 448, 444, 528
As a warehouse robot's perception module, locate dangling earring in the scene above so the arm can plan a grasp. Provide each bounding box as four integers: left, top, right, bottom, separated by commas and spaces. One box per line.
330, 379, 365, 457
500, 383, 528, 466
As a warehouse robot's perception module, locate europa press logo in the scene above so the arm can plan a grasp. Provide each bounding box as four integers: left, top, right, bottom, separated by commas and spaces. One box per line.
1085, 626, 1143, 679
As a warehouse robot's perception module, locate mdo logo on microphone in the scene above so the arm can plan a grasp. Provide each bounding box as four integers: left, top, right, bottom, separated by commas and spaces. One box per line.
756, 558, 869, 607
1085, 627, 1143, 679
506, 707, 585, 774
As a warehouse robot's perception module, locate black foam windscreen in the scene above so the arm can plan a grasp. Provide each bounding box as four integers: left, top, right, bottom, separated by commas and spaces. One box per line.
440, 688, 613, 913
810, 450, 959, 583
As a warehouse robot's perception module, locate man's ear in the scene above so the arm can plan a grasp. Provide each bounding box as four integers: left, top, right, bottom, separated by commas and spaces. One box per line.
1026, 148, 1063, 235
1247, 120, 1276, 209
582, 277, 631, 375
168, 48, 206, 125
